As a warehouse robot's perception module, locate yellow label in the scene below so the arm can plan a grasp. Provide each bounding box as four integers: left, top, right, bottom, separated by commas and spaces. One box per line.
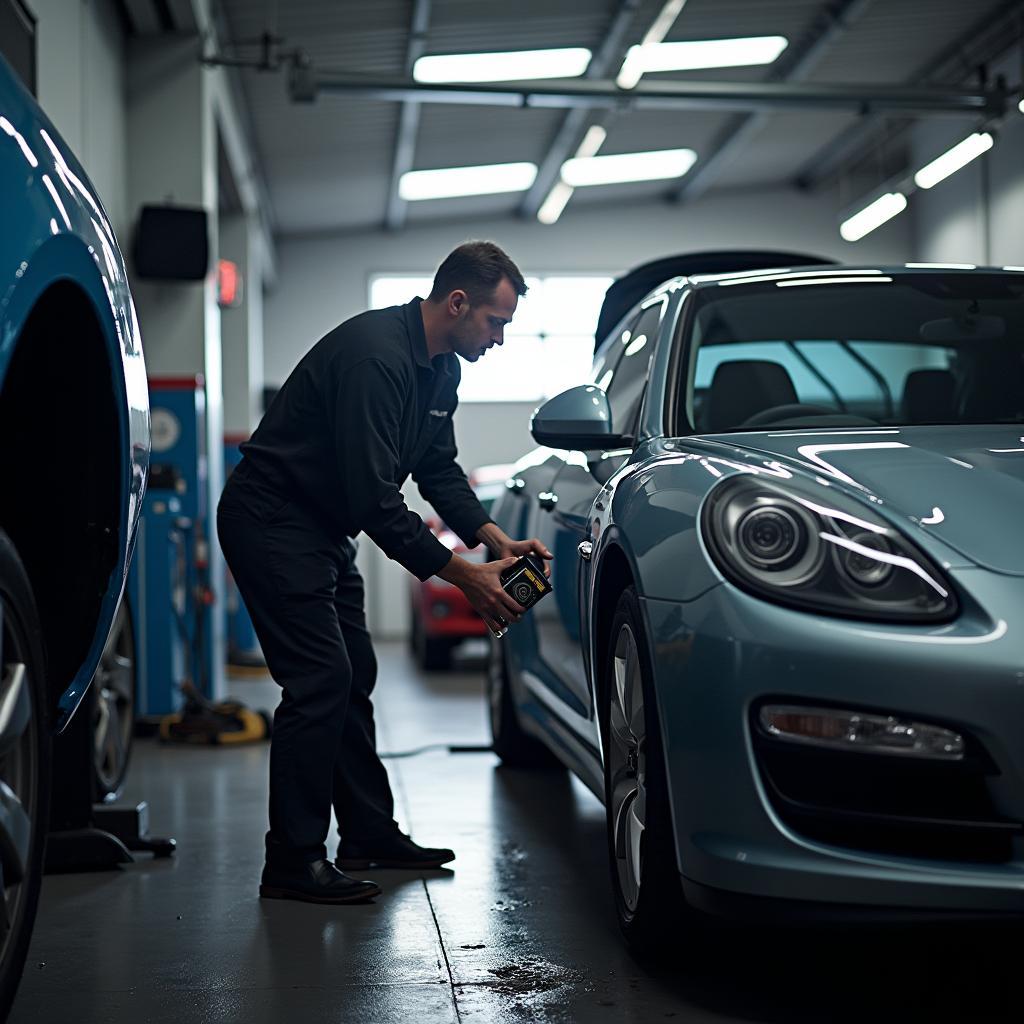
524, 568, 543, 590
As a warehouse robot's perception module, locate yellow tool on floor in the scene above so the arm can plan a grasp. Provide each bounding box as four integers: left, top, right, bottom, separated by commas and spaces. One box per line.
159, 681, 272, 745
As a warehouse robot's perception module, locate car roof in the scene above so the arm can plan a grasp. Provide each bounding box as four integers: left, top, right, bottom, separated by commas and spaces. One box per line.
594, 250, 834, 347
684, 264, 1024, 288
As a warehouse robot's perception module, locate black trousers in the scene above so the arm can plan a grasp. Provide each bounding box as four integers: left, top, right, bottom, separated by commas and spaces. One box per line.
217, 462, 397, 864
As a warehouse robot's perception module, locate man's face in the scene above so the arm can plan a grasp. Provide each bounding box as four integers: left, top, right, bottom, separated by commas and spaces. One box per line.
446, 277, 519, 362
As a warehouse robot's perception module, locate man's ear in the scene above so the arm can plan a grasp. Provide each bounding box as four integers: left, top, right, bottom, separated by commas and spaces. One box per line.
447, 289, 469, 317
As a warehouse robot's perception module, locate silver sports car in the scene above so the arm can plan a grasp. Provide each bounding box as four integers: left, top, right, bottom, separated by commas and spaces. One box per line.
487, 254, 1024, 949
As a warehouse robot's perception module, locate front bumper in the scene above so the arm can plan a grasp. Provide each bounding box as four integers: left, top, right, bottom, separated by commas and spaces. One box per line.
643, 567, 1024, 915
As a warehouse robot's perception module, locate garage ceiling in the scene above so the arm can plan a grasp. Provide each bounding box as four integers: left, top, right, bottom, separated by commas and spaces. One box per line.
207, 0, 1020, 236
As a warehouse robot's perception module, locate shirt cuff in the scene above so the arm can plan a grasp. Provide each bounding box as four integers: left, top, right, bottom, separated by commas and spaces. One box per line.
451, 511, 495, 551
395, 531, 454, 582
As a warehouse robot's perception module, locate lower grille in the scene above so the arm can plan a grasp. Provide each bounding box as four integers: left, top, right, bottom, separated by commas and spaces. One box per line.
752, 704, 1021, 864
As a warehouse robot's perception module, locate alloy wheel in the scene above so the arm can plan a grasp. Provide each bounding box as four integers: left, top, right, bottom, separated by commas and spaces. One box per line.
608, 622, 647, 913
92, 602, 135, 797
0, 610, 38, 963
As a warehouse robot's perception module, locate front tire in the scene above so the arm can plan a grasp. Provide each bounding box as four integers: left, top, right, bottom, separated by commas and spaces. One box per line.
602, 587, 690, 954
487, 637, 562, 769
0, 530, 51, 1019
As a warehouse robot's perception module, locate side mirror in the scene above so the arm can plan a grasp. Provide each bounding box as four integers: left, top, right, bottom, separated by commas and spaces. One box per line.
530, 385, 631, 451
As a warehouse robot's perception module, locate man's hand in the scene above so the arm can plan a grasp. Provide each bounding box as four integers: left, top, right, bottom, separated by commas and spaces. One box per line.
476, 523, 553, 577
437, 555, 530, 637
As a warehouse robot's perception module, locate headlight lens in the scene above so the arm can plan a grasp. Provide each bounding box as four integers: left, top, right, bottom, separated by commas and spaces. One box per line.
702, 476, 957, 622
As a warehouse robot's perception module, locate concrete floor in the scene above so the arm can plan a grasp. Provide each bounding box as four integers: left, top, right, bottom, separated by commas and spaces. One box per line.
11, 641, 1024, 1022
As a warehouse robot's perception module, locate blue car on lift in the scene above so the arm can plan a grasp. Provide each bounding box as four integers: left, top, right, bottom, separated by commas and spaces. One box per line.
0, 54, 149, 1012
488, 252, 1024, 951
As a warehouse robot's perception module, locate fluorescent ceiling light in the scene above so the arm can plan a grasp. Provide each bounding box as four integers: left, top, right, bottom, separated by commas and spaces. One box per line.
536, 125, 608, 225
561, 148, 696, 187
618, 35, 788, 89
1019, 98, 1024, 114
617, 0, 689, 88
538, 181, 574, 225
914, 132, 993, 190
839, 192, 907, 242
575, 125, 607, 160
399, 162, 537, 201
414, 48, 591, 83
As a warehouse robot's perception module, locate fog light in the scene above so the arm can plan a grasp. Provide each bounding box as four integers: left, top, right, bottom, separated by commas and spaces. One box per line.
760, 705, 964, 760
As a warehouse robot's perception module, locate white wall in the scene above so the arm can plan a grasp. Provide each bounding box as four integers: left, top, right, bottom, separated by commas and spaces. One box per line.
911, 46, 1024, 267
264, 185, 912, 637
264, 185, 910, 385
31, 0, 128, 237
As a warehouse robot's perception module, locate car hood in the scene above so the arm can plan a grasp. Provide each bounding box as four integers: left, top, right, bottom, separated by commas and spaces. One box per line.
700, 425, 1024, 575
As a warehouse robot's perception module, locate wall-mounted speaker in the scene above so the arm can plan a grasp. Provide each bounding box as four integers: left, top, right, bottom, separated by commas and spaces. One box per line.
0, 0, 37, 95
134, 205, 210, 281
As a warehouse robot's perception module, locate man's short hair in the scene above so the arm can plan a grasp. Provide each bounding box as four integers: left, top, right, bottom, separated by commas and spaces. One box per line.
428, 241, 527, 305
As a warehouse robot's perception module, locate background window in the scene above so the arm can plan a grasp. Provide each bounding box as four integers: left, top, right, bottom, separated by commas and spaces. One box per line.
369, 273, 614, 402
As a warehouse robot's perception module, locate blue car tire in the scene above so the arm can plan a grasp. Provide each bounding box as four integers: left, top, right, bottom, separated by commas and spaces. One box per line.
0, 530, 51, 1018
603, 587, 692, 954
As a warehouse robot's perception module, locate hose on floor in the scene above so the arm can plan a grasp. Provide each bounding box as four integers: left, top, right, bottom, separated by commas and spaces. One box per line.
378, 742, 494, 759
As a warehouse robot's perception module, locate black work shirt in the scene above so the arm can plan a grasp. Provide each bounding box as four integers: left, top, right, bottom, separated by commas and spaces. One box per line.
239, 298, 492, 581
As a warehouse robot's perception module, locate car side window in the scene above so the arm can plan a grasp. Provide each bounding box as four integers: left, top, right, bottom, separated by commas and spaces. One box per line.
604, 299, 664, 438
591, 311, 639, 390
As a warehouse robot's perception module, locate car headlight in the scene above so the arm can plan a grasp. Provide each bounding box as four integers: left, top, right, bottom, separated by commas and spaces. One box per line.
701, 475, 957, 622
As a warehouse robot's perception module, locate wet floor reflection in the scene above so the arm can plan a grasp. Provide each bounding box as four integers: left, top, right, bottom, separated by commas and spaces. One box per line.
421, 757, 1023, 1022
12, 646, 1024, 1022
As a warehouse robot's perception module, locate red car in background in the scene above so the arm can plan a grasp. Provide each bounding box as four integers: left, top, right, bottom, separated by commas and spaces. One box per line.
409, 464, 513, 670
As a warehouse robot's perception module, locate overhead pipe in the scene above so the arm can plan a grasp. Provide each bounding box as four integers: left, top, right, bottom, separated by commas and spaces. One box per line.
287, 66, 1006, 118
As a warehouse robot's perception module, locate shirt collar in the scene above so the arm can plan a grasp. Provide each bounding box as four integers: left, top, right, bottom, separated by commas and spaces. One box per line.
405, 297, 432, 370
405, 296, 454, 378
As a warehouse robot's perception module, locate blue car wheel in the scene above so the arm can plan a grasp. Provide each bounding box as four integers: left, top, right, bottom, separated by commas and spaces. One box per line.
0, 530, 51, 1018
603, 588, 691, 953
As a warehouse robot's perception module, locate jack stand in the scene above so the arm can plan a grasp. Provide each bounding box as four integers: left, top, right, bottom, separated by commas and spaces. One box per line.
93, 802, 176, 858
45, 689, 175, 873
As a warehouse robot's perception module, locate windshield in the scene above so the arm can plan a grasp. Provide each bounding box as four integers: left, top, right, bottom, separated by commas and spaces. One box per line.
683, 272, 1024, 433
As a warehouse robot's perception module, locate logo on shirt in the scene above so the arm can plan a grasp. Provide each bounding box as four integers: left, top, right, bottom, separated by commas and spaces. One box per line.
429, 409, 449, 417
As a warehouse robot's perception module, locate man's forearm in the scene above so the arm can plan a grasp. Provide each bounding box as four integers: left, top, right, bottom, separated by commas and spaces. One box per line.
437, 551, 471, 586
476, 521, 511, 554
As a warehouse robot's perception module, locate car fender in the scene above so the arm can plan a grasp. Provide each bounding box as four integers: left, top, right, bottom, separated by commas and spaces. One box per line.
0, 75, 149, 727
1, 234, 149, 728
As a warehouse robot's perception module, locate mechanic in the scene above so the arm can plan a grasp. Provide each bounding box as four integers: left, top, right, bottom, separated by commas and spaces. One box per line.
217, 241, 552, 905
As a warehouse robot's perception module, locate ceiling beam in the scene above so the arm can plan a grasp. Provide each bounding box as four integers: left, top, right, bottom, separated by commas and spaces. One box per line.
384, 0, 431, 231
201, 0, 279, 284
794, 0, 1024, 192
304, 71, 1006, 118
518, 0, 643, 220
667, 0, 874, 204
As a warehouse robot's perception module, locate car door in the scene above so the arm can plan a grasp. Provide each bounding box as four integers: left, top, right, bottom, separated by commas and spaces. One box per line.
533, 298, 666, 718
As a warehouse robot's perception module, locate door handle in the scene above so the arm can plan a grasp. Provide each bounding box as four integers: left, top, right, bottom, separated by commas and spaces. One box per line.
578, 540, 593, 561
537, 491, 558, 511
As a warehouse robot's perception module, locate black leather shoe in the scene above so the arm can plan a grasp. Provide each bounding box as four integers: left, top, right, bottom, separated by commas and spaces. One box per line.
336, 832, 455, 870
259, 858, 382, 904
